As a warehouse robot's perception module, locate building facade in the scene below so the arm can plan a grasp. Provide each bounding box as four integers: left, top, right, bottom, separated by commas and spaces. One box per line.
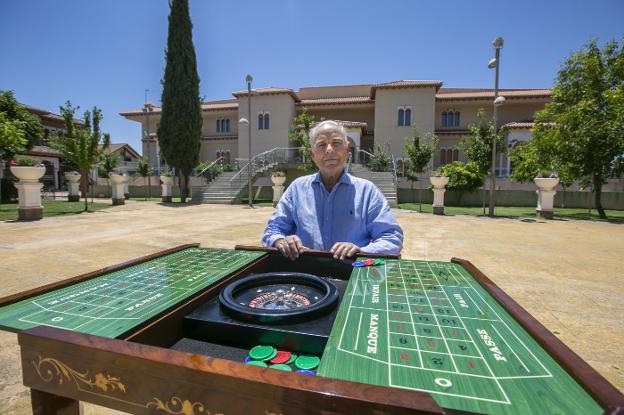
120, 80, 551, 177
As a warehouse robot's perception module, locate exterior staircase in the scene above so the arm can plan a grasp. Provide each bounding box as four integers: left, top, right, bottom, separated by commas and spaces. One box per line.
347, 164, 398, 208
191, 171, 245, 204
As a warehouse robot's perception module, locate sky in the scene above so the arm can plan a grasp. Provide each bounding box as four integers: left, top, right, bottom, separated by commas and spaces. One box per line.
1, 0, 623, 154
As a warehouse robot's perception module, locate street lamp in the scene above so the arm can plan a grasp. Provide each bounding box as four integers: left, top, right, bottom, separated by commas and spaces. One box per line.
242, 74, 253, 207
488, 36, 504, 217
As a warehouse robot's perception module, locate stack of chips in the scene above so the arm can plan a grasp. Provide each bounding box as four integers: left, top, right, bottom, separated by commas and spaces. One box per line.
352, 258, 385, 267
245, 345, 320, 374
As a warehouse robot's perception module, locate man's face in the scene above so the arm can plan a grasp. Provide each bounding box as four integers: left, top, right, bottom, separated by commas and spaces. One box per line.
310, 126, 350, 177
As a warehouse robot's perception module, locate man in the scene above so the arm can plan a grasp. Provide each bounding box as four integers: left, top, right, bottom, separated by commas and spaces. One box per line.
261, 120, 403, 260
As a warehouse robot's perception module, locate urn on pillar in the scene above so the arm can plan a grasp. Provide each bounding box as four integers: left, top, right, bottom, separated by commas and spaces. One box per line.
429, 174, 450, 215
534, 175, 560, 219
160, 172, 174, 203
10, 157, 46, 221
64, 171, 81, 202
270, 170, 287, 207
109, 173, 128, 205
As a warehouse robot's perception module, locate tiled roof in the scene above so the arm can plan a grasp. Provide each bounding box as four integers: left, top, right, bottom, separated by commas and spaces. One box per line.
232, 87, 300, 102
371, 80, 443, 98
23, 104, 84, 125
99, 143, 141, 158
436, 89, 551, 101
120, 100, 238, 116
298, 96, 374, 106
297, 120, 368, 130
500, 121, 555, 130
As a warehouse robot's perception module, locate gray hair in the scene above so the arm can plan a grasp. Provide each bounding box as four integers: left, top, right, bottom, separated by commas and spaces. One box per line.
308, 120, 348, 148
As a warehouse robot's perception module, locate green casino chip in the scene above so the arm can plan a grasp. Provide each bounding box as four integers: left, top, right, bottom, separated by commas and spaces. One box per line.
246, 360, 268, 367
269, 364, 292, 371
249, 345, 275, 361
262, 348, 278, 362
286, 353, 298, 364
295, 355, 320, 370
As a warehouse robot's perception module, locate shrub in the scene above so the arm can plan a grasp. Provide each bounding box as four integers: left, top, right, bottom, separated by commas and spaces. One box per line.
14, 156, 40, 166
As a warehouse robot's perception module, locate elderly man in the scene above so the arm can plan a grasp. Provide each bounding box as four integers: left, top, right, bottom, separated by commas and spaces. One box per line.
261, 120, 403, 260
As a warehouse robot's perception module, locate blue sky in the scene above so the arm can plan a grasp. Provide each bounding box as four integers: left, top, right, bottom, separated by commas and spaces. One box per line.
1, 0, 622, 153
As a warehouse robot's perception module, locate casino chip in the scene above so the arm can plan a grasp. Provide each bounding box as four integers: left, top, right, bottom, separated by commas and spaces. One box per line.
374, 259, 385, 265
246, 360, 268, 367
295, 355, 320, 370
296, 369, 316, 375
269, 351, 291, 365
286, 353, 298, 364
270, 364, 292, 371
249, 345, 275, 361
352, 261, 365, 267
362, 259, 376, 266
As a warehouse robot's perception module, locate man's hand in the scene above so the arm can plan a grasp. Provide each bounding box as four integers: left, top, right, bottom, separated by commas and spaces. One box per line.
274, 235, 308, 261
330, 242, 360, 260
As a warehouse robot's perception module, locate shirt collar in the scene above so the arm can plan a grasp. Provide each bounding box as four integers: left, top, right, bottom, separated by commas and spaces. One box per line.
312, 170, 352, 187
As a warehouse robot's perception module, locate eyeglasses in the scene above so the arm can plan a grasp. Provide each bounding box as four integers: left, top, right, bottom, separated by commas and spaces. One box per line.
313, 139, 346, 150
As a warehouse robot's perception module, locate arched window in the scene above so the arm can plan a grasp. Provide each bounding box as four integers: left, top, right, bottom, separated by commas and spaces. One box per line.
398, 109, 404, 126
453, 149, 459, 162
440, 149, 447, 165
225, 150, 231, 163
264, 113, 270, 129
454, 112, 460, 127
258, 114, 264, 130
216, 120, 220, 133
225, 119, 230, 132
441, 112, 447, 127
404, 108, 411, 126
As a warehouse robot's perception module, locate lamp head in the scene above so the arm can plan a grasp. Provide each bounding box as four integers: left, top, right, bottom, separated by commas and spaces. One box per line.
493, 37, 504, 49
245, 74, 253, 84
488, 58, 498, 69
494, 96, 506, 106
239, 118, 249, 126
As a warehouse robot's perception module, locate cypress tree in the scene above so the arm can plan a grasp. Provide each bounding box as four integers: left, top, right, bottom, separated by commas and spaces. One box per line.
157, 0, 202, 202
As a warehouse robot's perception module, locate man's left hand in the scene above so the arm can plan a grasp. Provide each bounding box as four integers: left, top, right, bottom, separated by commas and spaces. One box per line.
330, 242, 360, 260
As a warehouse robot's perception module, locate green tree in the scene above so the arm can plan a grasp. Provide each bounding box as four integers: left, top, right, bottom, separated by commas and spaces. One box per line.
51, 102, 110, 211
0, 91, 43, 159
368, 144, 391, 172
136, 156, 154, 200
525, 39, 624, 219
403, 126, 437, 211
157, 0, 202, 203
288, 107, 320, 166
99, 152, 120, 196
438, 161, 483, 206
461, 109, 505, 175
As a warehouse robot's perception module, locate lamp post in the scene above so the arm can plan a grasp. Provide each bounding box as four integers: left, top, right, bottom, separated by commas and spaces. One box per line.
239, 74, 253, 207
487, 37, 505, 217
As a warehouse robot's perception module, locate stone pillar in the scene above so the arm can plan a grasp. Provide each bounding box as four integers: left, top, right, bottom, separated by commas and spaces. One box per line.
64, 172, 81, 202
430, 175, 449, 215
109, 174, 128, 205
10, 166, 46, 221
160, 176, 173, 202
271, 174, 286, 207
534, 177, 559, 219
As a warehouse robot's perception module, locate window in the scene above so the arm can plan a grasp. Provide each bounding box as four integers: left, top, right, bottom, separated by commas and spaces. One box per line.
441, 111, 460, 128
440, 148, 459, 165
216, 118, 230, 133
258, 112, 270, 130
397, 106, 412, 126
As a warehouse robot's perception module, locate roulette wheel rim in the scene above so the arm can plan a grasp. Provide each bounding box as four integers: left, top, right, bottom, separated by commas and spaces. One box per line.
219, 272, 339, 324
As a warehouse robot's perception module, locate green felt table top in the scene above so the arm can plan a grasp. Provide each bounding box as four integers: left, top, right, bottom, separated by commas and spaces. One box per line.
0, 248, 264, 338
317, 259, 602, 415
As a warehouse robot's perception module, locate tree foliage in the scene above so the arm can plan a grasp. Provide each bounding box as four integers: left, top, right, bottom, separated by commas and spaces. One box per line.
461, 109, 504, 175
0, 91, 43, 160
515, 38, 624, 218
368, 144, 391, 172
136, 156, 154, 200
438, 161, 483, 204
98, 152, 120, 178
157, 0, 202, 202
403, 126, 437, 180
288, 107, 321, 166
51, 101, 110, 211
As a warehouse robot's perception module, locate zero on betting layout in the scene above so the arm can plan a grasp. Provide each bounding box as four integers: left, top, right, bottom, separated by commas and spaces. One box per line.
326, 259, 554, 409
0, 248, 263, 338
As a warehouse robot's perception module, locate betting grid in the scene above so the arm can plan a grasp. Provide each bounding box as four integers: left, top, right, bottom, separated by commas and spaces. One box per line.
330, 259, 553, 408
0, 248, 264, 338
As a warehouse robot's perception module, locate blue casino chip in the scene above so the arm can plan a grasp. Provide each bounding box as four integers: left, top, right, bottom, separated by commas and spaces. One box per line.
352, 261, 365, 267
296, 369, 316, 375
244, 356, 252, 363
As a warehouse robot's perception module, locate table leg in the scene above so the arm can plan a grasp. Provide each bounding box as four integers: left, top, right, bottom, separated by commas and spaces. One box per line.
30, 389, 81, 415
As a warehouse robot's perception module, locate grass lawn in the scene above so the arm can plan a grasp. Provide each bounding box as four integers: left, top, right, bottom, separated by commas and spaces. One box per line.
0, 200, 111, 221
399, 203, 624, 223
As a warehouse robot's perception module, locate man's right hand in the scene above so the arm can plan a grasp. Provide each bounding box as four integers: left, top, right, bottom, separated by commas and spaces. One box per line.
274, 235, 308, 261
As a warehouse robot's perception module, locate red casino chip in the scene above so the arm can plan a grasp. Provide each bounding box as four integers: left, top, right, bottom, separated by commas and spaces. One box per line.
269, 350, 292, 365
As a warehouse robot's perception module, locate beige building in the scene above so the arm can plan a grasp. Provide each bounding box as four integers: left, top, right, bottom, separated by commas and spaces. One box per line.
120, 80, 550, 177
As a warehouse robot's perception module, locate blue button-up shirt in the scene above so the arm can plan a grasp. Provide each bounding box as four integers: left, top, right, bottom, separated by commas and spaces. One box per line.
261, 172, 403, 255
